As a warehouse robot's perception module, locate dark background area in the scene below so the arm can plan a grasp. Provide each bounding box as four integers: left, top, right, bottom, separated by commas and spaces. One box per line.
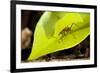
21, 10, 43, 61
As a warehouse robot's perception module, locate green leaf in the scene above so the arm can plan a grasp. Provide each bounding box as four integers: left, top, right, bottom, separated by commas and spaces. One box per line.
28, 12, 90, 60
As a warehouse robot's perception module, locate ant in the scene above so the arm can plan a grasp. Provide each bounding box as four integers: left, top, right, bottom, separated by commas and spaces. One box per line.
58, 23, 76, 40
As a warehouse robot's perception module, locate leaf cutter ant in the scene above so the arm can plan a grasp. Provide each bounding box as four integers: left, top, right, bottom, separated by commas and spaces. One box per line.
58, 23, 76, 40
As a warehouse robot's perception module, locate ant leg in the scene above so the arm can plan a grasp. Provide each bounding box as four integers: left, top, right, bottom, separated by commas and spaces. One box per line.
58, 33, 64, 43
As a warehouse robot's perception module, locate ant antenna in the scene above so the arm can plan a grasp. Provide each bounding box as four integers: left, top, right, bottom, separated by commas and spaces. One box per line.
70, 23, 79, 29
70, 23, 75, 28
